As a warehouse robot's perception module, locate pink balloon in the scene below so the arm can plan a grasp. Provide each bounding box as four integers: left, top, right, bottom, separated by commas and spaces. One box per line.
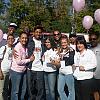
0, 29, 3, 42
82, 16, 93, 30
73, 0, 85, 12
94, 9, 100, 24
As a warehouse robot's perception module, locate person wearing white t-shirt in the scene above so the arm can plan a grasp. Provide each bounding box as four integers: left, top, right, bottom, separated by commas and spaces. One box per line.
26, 25, 46, 100
42, 37, 59, 100
0, 34, 14, 100
73, 36, 97, 100
0, 23, 18, 48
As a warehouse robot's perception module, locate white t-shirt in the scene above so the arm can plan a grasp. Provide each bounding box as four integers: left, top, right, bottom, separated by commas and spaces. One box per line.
0, 45, 13, 72
43, 48, 59, 72
31, 37, 43, 71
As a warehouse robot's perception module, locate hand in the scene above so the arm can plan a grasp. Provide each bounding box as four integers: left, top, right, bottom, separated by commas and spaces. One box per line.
51, 59, 61, 68
72, 64, 76, 71
0, 70, 4, 80
42, 55, 45, 62
13, 49, 18, 59
30, 54, 35, 61
79, 66, 85, 71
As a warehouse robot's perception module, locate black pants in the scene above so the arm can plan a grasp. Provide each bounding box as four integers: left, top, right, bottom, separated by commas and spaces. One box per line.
75, 78, 94, 100
27, 70, 46, 100
3, 73, 11, 100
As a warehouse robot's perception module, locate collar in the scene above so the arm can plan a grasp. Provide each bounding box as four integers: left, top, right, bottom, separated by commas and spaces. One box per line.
78, 49, 87, 57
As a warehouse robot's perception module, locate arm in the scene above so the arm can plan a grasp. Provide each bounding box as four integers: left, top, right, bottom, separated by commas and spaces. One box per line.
0, 46, 5, 80
83, 52, 97, 71
14, 45, 35, 66
75, 50, 97, 71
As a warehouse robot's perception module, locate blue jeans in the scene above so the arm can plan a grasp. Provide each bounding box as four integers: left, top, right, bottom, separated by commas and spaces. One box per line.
27, 70, 46, 100
44, 71, 57, 100
58, 74, 75, 100
10, 70, 26, 100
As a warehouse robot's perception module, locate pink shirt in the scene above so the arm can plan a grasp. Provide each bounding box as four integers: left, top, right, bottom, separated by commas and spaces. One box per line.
11, 42, 30, 72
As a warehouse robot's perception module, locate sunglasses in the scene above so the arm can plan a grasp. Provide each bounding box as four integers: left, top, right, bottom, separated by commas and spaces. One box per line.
89, 38, 97, 41
54, 33, 60, 36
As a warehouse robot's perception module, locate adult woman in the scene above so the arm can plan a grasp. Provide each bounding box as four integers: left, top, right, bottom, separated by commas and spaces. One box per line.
10, 32, 35, 100
57, 36, 75, 100
42, 37, 59, 100
0, 34, 14, 100
73, 36, 97, 100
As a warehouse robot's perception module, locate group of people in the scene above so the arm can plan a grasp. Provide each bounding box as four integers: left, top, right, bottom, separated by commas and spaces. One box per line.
0, 23, 100, 100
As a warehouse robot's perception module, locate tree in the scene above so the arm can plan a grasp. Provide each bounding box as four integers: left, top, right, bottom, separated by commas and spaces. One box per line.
0, 0, 100, 33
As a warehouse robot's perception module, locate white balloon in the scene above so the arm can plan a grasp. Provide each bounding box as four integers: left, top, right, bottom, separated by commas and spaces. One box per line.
82, 16, 93, 30
73, 0, 85, 12
94, 9, 100, 24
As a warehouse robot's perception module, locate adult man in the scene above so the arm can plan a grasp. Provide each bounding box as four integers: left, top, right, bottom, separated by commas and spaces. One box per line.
89, 32, 100, 100
52, 30, 62, 100
27, 25, 46, 100
0, 23, 18, 47
53, 30, 62, 48
69, 33, 77, 50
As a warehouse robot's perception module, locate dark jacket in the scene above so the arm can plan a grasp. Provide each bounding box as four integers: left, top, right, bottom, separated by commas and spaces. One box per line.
26, 36, 35, 69
26, 36, 45, 69
63, 47, 75, 66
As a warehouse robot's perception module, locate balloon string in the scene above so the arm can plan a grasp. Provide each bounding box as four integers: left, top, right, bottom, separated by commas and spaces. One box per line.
87, 30, 89, 34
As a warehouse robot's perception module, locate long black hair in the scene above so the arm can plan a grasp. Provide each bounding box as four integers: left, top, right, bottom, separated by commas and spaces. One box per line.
44, 36, 56, 51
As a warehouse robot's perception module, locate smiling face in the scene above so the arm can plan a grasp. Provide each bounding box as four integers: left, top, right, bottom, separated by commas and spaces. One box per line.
77, 42, 85, 52
45, 39, 51, 49
8, 27, 16, 34
61, 38, 69, 49
53, 31, 61, 41
7, 35, 15, 47
89, 34, 98, 47
19, 33, 28, 47
34, 29, 42, 40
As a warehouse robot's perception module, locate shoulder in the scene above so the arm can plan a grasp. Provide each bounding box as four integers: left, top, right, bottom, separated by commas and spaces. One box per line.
69, 47, 75, 54
69, 47, 74, 51
0, 45, 6, 50
3, 33, 7, 39
14, 42, 22, 50
86, 49, 95, 55
0, 45, 6, 55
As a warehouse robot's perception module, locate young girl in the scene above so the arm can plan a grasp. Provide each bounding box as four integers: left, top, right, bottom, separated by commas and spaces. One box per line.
42, 37, 59, 100
57, 36, 75, 100
10, 32, 35, 100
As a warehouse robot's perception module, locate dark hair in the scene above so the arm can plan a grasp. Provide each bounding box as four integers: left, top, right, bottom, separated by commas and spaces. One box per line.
19, 32, 28, 37
7, 34, 14, 40
76, 35, 87, 50
69, 34, 77, 38
33, 25, 43, 32
44, 36, 56, 50
89, 32, 100, 40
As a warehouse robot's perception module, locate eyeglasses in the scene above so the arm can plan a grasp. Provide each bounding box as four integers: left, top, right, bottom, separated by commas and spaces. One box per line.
89, 38, 97, 41
54, 33, 60, 36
